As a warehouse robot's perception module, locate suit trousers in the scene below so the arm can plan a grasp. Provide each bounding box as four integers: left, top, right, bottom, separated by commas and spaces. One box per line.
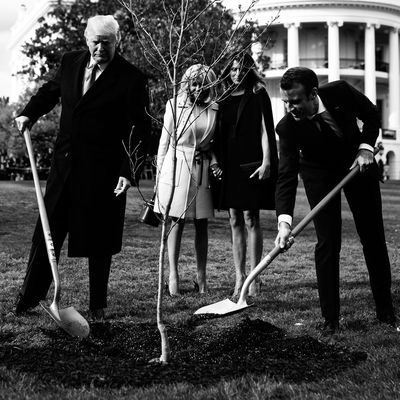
19, 181, 112, 310
301, 164, 393, 321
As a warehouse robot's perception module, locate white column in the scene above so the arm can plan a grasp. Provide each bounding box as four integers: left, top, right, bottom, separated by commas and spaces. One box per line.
327, 21, 342, 82
364, 23, 379, 104
388, 27, 400, 131
285, 22, 300, 67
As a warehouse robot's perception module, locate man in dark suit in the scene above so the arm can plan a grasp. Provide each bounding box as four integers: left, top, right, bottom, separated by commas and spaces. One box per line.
15, 15, 150, 319
274, 67, 396, 334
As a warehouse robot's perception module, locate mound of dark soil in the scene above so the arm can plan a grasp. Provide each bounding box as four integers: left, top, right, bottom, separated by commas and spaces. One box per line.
0, 317, 366, 388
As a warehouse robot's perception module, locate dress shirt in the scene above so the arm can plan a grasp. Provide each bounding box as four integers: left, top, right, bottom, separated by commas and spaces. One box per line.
82, 57, 109, 95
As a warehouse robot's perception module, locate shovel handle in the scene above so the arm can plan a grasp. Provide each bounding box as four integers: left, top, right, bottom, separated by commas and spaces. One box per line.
23, 129, 61, 308
237, 149, 379, 306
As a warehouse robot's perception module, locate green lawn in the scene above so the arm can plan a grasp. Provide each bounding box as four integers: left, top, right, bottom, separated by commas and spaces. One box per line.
0, 179, 399, 399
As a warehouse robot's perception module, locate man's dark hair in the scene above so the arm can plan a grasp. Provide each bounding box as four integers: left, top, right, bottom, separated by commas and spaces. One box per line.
280, 67, 319, 96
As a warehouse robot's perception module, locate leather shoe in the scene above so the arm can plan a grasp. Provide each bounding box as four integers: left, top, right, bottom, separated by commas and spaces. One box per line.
15, 294, 39, 315
89, 308, 105, 321
319, 319, 340, 335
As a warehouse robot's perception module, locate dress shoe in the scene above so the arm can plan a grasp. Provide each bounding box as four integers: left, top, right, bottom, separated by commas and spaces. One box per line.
15, 294, 39, 315
319, 319, 340, 335
89, 308, 105, 321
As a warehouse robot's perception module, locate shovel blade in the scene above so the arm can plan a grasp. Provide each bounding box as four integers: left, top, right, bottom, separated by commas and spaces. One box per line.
194, 298, 252, 316
41, 303, 90, 338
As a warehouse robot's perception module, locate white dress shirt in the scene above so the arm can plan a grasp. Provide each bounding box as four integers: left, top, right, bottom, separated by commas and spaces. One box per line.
82, 57, 109, 95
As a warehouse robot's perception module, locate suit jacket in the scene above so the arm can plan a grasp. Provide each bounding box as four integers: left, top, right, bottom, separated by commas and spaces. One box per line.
275, 80, 380, 218
154, 98, 218, 218
21, 50, 150, 256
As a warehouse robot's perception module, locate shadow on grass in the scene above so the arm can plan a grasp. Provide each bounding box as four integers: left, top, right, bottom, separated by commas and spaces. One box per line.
0, 317, 366, 389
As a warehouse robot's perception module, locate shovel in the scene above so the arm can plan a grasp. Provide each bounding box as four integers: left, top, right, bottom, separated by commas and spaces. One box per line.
195, 164, 363, 316
23, 128, 90, 338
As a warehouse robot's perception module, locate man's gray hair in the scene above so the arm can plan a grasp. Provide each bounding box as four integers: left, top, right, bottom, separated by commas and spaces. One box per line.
85, 15, 120, 41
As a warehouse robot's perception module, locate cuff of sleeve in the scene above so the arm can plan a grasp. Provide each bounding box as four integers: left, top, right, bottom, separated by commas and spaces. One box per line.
278, 214, 293, 229
358, 143, 374, 152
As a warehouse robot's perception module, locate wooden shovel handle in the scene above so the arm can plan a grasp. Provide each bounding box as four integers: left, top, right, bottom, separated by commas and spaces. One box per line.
23, 129, 61, 304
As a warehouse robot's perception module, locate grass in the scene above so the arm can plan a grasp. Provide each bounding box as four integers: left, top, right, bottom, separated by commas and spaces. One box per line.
0, 178, 399, 399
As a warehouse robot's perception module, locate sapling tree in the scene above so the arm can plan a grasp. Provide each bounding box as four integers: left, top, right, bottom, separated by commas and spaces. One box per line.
120, 0, 277, 364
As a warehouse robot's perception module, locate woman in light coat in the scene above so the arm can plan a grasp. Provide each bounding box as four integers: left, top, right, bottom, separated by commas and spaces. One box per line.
154, 64, 218, 295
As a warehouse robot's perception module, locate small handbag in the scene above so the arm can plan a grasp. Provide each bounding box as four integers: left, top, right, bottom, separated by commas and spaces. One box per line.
138, 195, 160, 227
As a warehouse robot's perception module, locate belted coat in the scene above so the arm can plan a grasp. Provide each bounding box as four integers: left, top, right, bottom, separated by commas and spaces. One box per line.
154, 99, 218, 219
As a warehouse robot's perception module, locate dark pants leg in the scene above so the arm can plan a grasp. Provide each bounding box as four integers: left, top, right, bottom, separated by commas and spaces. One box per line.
19, 188, 69, 303
88, 255, 112, 310
344, 171, 394, 318
302, 170, 342, 321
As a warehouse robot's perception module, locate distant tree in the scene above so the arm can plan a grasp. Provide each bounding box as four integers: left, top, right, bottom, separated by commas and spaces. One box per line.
0, 97, 24, 157
0, 97, 13, 151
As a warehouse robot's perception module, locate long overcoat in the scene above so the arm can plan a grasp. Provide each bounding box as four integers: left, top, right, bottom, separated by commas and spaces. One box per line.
21, 50, 150, 256
154, 99, 218, 218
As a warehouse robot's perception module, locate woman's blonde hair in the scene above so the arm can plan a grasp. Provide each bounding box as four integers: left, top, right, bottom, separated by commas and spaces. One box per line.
178, 64, 217, 105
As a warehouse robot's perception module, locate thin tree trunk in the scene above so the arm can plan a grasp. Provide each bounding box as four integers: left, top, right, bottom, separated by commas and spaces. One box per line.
155, 221, 170, 363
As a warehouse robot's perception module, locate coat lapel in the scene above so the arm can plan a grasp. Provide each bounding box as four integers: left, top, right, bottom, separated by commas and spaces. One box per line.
319, 89, 349, 136
70, 51, 89, 106
199, 103, 218, 145
75, 53, 120, 110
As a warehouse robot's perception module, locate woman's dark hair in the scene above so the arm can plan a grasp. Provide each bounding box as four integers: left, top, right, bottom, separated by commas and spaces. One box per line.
280, 67, 319, 96
220, 50, 265, 93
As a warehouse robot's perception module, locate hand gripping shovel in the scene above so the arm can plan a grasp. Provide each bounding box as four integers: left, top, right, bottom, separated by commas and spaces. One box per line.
195, 164, 363, 316
23, 129, 90, 338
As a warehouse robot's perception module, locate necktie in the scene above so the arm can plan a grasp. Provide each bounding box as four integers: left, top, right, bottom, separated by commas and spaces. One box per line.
313, 111, 343, 139
84, 64, 98, 94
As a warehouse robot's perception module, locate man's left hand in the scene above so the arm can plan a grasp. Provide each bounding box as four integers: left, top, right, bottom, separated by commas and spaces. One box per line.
350, 149, 374, 173
114, 177, 131, 196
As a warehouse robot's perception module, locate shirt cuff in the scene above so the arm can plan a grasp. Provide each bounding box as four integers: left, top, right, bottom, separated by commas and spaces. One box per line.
278, 214, 293, 228
358, 143, 374, 152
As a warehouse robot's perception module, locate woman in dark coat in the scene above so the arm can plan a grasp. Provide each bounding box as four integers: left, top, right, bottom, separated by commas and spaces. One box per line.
211, 52, 278, 296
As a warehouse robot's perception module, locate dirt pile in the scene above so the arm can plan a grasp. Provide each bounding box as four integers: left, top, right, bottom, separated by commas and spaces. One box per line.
0, 317, 366, 388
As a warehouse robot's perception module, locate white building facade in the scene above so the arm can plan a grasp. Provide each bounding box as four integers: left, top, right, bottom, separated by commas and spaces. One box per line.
241, 0, 400, 179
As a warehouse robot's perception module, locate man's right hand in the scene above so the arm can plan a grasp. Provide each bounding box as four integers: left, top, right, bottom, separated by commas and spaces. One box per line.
274, 221, 293, 250
15, 116, 31, 134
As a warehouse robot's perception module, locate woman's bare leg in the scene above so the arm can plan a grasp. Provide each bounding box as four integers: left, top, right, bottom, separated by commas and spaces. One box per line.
244, 209, 262, 296
229, 208, 246, 296
167, 218, 185, 295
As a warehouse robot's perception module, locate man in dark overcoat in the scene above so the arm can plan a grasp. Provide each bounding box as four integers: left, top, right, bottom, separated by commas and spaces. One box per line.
15, 15, 150, 319
274, 67, 396, 334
